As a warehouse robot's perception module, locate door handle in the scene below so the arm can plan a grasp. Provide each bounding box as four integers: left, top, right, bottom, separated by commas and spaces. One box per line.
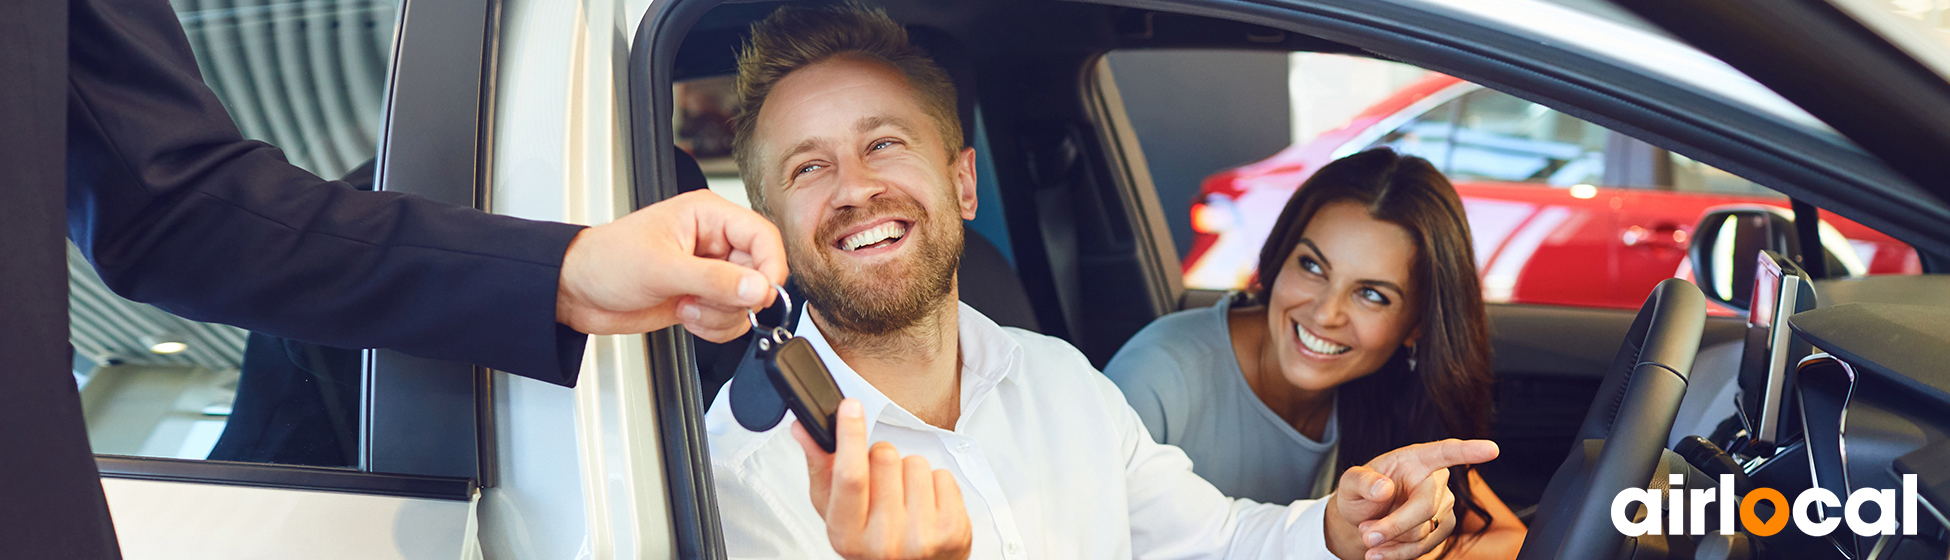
1623, 223, 1688, 251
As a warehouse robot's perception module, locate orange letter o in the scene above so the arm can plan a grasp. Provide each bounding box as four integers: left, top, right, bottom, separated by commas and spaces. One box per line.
1741, 488, 1790, 536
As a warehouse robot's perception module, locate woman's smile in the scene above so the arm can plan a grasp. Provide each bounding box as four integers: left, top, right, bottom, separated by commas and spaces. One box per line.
1292, 321, 1351, 357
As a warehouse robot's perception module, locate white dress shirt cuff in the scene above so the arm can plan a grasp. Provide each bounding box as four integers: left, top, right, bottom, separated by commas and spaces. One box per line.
1285, 498, 1334, 559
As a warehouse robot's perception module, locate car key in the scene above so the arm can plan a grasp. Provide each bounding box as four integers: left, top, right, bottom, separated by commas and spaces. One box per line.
749, 287, 845, 453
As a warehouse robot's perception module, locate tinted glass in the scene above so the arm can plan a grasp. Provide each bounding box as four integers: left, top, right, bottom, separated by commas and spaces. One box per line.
74, 0, 396, 467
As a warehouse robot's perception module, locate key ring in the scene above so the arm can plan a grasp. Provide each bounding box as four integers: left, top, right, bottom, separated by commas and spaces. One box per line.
746, 283, 793, 350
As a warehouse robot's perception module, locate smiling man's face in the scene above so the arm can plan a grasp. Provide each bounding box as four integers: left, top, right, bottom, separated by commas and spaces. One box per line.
751, 54, 977, 335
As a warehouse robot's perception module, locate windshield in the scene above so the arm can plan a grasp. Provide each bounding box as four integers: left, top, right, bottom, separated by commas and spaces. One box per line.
1831, 0, 1950, 85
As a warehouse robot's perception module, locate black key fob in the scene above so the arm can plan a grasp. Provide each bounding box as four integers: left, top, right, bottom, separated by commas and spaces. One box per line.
757, 333, 844, 453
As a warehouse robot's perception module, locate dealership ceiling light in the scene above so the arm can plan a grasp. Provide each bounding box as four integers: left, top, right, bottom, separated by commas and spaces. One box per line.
141, 333, 188, 355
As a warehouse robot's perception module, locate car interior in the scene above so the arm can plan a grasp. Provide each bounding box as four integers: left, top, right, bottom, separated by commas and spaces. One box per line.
637, 1, 1950, 559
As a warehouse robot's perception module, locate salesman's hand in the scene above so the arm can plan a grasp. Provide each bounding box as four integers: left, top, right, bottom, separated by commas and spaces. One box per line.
792, 399, 972, 560
557, 190, 788, 341
1324, 439, 1499, 560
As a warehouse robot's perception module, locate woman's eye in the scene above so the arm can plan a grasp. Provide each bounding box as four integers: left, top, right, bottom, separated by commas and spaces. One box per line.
1358, 287, 1391, 305
1298, 256, 1323, 275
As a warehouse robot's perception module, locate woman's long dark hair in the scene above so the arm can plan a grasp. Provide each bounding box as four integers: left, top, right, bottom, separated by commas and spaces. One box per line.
1252, 148, 1497, 553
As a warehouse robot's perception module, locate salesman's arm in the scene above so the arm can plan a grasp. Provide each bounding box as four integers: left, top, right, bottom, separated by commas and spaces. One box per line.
65, 0, 782, 386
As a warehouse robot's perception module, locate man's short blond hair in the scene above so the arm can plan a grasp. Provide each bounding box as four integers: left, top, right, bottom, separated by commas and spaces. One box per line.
730, 2, 963, 213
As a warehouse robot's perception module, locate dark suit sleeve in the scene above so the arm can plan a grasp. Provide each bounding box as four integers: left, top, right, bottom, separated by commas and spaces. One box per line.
63, 0, 588, 386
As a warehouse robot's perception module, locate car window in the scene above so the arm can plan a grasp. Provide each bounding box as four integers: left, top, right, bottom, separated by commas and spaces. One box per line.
1371, 97, 1460, 171
73, 0, 396, 467
1442, 89, 1609, 186
1105, 50, 1922, 313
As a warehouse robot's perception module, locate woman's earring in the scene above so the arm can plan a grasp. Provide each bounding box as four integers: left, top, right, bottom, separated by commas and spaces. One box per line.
1406, 348, 1417, 371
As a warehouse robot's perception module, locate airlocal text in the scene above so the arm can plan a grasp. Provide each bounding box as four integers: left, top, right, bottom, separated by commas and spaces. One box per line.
1612, 474, 1919, 537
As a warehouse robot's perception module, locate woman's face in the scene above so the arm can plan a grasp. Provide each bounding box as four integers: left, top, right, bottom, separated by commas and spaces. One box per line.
1263, 199, 1423, 392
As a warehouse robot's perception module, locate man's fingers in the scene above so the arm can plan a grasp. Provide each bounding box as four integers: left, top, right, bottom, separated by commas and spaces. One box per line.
867, 443, 906, 516
1365, 467, 1451, 545
1374, 439, 1499, 480
690, 190, 790, 290
901, 456, 937, 543
653, 256, 775, 311
791, 421, 834, 519
1364, 539, 1434, 560
679, 297, 754, 342
863, 442, 906, 548
826, 399, 871, 531
1334, 465, 1396, 525
933, 469, 965, 519
1365, 507, 1457, 560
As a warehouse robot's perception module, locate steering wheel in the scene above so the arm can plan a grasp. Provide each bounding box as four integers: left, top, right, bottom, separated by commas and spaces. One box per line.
1516, 278, 1706, 559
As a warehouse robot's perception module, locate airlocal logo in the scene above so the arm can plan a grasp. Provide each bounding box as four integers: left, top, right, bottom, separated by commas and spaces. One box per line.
1612, 474, 1920, 537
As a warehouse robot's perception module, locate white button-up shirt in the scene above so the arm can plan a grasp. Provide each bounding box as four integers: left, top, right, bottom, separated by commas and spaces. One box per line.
705, 303, 1332, 559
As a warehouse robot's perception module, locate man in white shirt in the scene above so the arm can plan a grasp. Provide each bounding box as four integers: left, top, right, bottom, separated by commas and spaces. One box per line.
701, 4, 1500, 559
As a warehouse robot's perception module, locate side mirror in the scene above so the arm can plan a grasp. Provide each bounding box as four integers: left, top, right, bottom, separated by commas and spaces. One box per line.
1690, 209, 1797, 312
1688, 207, 1862, 312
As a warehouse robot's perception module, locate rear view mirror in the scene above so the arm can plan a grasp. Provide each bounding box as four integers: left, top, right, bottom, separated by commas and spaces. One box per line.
1688, 207, 1861, 312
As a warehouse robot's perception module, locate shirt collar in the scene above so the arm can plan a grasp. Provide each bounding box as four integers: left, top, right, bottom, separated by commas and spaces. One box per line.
794, 302, 1023, 434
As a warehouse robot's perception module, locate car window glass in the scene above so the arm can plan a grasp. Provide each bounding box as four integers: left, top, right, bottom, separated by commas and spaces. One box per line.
1370, 98, 1459, 171
1666, 151, 1777, 197
1445, 89, 1609, 186
1105, 50, 1921, 313
73, 0, 396, 468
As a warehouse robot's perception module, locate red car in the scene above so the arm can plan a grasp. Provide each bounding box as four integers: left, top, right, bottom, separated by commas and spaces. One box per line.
1181, 74, 1920, 312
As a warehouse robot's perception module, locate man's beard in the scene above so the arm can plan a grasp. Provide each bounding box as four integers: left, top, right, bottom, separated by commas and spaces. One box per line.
791, 196, 962, 337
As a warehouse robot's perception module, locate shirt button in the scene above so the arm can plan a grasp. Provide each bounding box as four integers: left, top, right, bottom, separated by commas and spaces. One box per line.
1006, 542, 1021, 555
956, 441, 972, 451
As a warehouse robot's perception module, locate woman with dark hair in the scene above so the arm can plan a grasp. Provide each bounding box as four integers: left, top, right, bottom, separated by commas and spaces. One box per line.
1105, 148, 1525, 558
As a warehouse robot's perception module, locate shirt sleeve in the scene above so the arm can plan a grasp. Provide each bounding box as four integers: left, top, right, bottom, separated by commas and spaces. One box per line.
712, 439, 844, 560
1103, 341, 1189, 444
1114, 379, 1335, 560
64, 0, 588, 384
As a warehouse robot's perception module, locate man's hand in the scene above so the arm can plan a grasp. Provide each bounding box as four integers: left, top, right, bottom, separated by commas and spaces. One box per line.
1324, 439, 1499, 560
556, 190, 789, 341
792, 399, 972, 560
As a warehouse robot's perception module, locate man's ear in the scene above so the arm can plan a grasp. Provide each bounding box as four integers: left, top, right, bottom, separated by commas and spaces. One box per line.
953, 146, 979, 220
